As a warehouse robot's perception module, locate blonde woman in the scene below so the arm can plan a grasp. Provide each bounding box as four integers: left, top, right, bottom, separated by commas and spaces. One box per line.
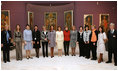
70, 26, 78, 56
90, 25, 98, 60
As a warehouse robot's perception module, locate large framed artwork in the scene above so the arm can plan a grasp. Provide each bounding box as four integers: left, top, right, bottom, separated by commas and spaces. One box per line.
64, 10, 73, 30
99, 14, 109, 32
44, 12, 57, 30
1, 10, 10, 31
84, 14, 93, 30
28, 11, 34, 31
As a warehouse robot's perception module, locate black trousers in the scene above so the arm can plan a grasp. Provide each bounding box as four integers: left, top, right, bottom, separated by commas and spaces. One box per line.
85, 43, 90, 58
91, 42, 97, 59
64, 41, 70, 56
35, 48, 39, 57
79, 42, 85, 56
3, 43, 10, 62
3, 50, 10, 62
108, 47, 117, 65
42, 42, 48, 57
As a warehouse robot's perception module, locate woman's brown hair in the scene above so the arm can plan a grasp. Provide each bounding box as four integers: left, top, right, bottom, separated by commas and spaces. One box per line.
57, 26, 61, 31
50, 25, 54, 32
16, 24, 21, 31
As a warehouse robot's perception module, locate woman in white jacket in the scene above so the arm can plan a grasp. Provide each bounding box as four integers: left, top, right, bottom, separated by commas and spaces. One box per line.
56, 26, 64, 56
83, 25, 91, 59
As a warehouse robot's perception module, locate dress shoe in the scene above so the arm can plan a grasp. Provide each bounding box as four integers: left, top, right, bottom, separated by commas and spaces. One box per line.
36, 56, 39, 58
4, 61, 6, 63
85, 57, 90, 59
114, 64, 117, 66
91, 58, 97, 60
79, 56, 82, 57
43, 56, 45, 58
7, 60, 10, 62
106, 61, 112, 63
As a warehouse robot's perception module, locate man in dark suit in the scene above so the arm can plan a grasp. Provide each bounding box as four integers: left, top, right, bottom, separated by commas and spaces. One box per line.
1, 25, 12, 63
106, 23, 117, 66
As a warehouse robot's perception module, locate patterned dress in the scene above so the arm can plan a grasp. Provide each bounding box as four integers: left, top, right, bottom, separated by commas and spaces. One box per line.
48, 30, 56, 47
70, 30, 78, 48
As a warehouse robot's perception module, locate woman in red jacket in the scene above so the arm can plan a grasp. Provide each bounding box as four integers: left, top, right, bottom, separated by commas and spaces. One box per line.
63, 26, 70, 56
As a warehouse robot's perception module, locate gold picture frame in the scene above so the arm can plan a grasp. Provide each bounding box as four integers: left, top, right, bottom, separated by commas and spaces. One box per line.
99, 14, 109, 32
44, 12, 57, 30
28, 11, 34, 31
64, 10, 73, 30
1, 10, 10, 31
84, 14, 93, 30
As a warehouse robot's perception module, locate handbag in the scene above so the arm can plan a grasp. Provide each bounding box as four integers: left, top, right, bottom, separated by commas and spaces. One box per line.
9, 43, 16, 50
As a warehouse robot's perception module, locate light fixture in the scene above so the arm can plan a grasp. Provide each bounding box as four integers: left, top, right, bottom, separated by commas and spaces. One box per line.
97, 2, 99, 5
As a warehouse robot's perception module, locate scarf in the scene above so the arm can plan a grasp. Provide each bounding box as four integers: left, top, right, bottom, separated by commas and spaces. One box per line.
91, 29, 97, 42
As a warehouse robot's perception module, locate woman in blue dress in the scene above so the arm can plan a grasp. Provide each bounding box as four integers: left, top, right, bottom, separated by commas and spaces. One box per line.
23, 24, 33, 59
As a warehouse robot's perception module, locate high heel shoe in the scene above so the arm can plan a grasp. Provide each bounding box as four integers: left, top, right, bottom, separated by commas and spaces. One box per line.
26, 57, 29, 59
74, 54, 76, 56
29, 56, 33, 59
51, 56, 54, 58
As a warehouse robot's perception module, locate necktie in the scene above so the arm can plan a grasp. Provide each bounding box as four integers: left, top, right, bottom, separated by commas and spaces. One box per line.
6, 31, 9, 43
111, 30, 113, 34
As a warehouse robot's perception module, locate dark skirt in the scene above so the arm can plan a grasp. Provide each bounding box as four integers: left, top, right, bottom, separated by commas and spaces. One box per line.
33, 41, 40, 48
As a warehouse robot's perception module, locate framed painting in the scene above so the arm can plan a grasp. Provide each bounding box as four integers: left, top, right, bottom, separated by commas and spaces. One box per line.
44, 12, 57, 30
1, 10, 10, 31
84, 14, 93, 30
64, 10, 73, 30
99, 14, 109, 32
28, 11, 34, 31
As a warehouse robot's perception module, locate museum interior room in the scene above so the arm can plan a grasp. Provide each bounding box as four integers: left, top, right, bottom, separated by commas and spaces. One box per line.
1, 1, 117, 70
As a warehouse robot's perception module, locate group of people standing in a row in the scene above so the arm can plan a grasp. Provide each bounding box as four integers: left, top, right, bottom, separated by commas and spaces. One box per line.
1, 23, 117, 66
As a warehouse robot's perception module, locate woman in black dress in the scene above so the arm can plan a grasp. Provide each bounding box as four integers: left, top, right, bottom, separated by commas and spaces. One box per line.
32, 25, 41, 58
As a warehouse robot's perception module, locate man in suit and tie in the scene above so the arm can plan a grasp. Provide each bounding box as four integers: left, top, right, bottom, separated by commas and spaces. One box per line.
1, 25, 12, 63
106, 23, 117, 66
